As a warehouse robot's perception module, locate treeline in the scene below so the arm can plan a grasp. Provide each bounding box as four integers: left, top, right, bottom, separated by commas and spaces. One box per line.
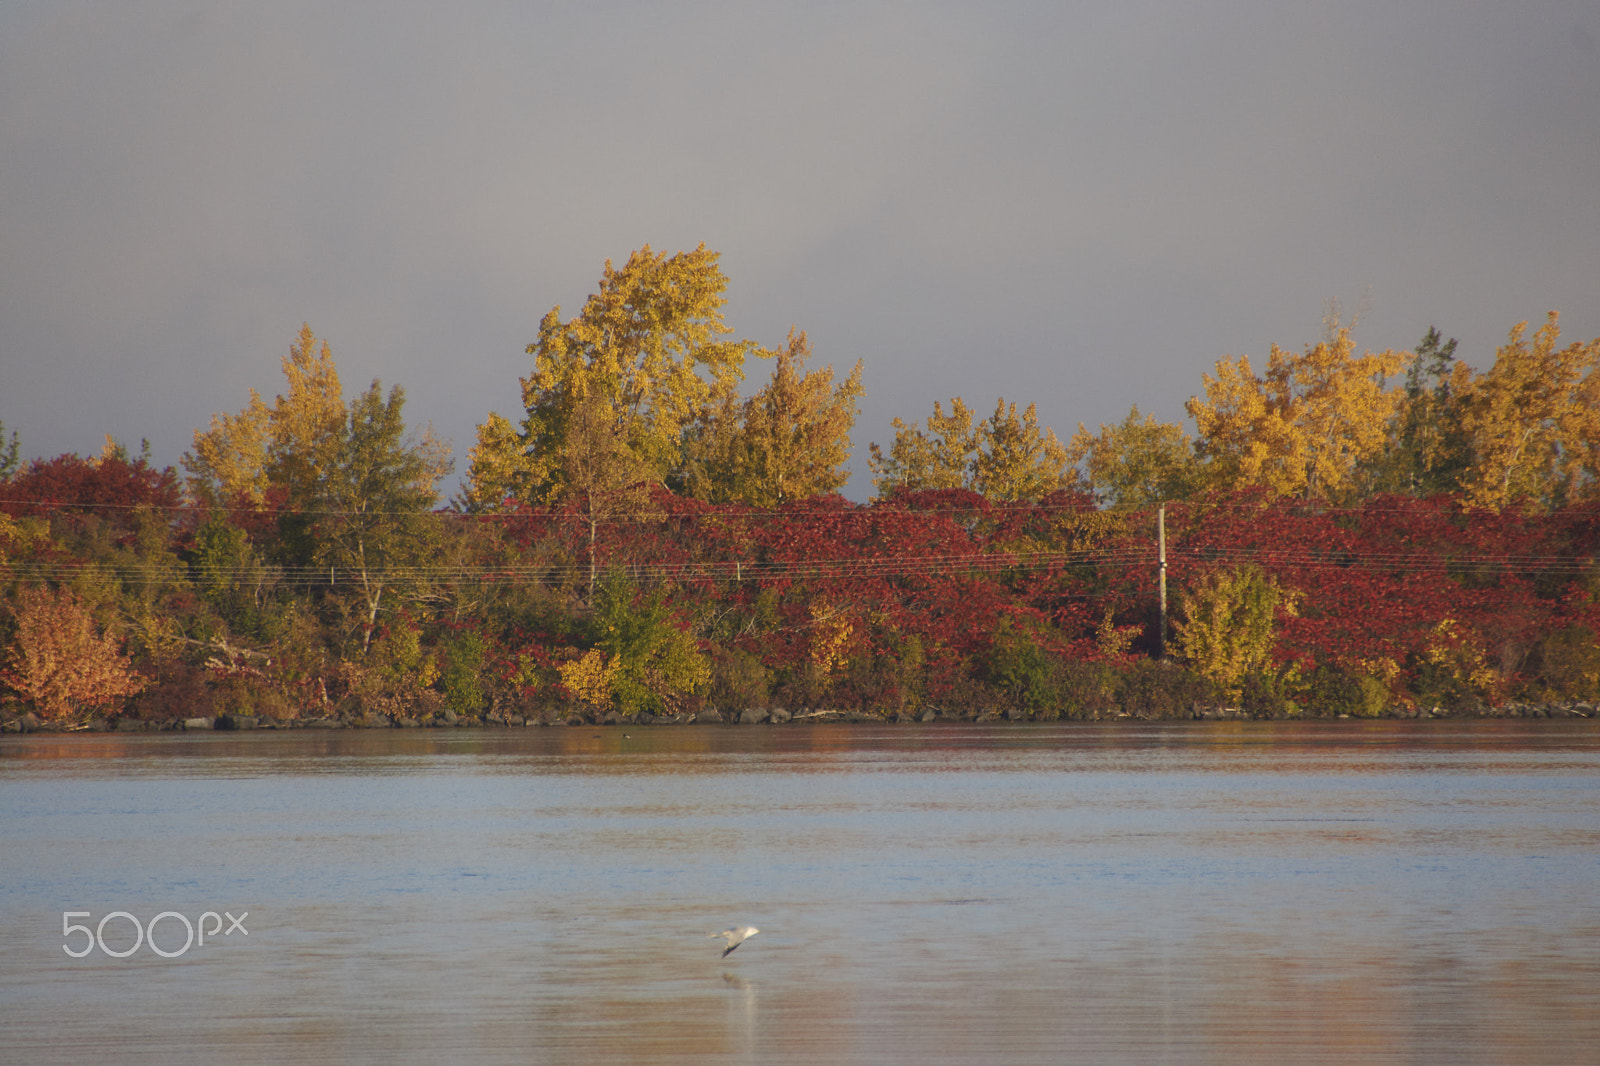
2, 246, 1598, 728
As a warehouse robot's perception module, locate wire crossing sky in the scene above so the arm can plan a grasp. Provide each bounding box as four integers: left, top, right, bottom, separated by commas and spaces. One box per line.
3, 2, 1597, 500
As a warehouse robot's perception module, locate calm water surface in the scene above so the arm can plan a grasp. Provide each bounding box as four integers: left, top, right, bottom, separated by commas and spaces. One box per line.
2, 721, 1597, 1065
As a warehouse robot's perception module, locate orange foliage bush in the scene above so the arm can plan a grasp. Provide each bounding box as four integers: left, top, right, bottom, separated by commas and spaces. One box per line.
2, 585, 148, 721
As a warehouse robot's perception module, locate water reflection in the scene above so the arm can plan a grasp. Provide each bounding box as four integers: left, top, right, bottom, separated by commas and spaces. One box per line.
1, 721, 1597, 1064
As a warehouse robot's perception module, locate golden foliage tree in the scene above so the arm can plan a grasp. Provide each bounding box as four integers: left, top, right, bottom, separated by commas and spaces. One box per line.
185, 391, 272, 503
460, 412, 533, 512
560, 384, 659, 603
973, 400, 1076, 502
0, 511, 46, 567
1174, 565, 1297, 702
869, 397, 981, 495
558, 648, 619, 711
1455, 313, 1600, 511
807, 602, 855, 676
1185, 353, 1299, 496
1187, 323, 1406, 502
465, 245, 752, 508
871, 397, 1075, 501
1, 585, 148, 721
1417, 618, 1501, 705
184, 324, 346, 506
1069, 405, 1200, 509
685, 329, 864, 506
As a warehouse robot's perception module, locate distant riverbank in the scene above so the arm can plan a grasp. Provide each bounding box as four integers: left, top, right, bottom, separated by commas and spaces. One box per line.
4, 697, 1593, 735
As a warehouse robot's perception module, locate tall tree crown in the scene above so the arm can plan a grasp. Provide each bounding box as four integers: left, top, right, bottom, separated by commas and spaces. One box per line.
483, 244, 752, 506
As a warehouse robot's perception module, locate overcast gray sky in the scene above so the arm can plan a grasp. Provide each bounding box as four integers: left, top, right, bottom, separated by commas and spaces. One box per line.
3, 1, 1597, 499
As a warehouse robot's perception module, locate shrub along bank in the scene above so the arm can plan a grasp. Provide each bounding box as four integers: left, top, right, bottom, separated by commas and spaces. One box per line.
4, 460, 1598, 730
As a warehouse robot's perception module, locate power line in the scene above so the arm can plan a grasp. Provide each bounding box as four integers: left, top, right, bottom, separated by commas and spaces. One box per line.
2, 543, 1589, 589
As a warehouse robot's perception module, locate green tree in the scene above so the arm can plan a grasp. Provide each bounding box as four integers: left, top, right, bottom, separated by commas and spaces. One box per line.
0, 419, 20, 481
315, 380, 452, 654
984, 616, 1062, 716
1360, 327, 1469, 497
192, 514, 268, 633
592, 575, 709, 716
440, 629, 487, 715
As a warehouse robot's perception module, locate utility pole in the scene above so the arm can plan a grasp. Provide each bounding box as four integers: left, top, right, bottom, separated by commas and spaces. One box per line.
1157, 504, 1168, 659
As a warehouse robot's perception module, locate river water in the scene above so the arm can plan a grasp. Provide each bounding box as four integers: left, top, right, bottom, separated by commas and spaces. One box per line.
2, 721, 1597, 1065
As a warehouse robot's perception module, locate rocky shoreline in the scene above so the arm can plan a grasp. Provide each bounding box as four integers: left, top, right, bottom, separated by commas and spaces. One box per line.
2, 699, 1594, 734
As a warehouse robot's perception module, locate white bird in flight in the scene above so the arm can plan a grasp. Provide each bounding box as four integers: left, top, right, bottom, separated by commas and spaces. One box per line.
710, 925, 759, 958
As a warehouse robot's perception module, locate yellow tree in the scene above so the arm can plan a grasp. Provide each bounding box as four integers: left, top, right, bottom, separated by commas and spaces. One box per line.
458, 412, 534, 511
1185, 354, 1300, 496
1456, 313, 1600, 510
267, 324, 345, 505
185, 391, 271, 502
1069, 405, 1201, 509
869, 398, 981, 495
560, 383, 658, 603
686, 329, 864, 506
184, 324, 346, 506
466, 245, 752, 507
1175, 565, 1297, 702
1187, 323, 1405, 502
1271, 324, 1407, 502
870, 397, 1075, 501
0, 512, 43, 565
972, 399, 1076, 502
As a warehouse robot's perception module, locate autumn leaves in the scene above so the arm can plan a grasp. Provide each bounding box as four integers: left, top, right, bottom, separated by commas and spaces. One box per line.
1096, 313, 1600, 513
462, 244, 865, 515
463, 244, 1600, 520
869, 398, 1076, 502
4, 241, 1599, 726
